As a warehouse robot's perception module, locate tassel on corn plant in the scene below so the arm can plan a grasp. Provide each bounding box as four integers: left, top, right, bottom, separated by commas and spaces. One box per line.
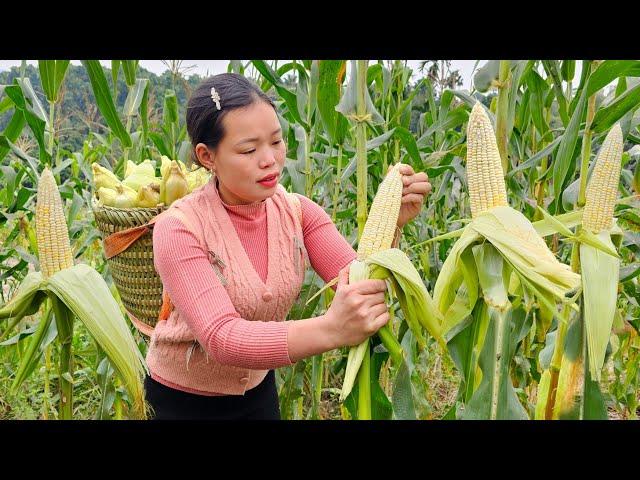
431, 103, 581, 419
0, 167, 149, 419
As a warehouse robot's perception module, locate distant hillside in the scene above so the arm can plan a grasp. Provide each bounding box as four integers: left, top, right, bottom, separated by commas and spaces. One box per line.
0, 63, 203, 152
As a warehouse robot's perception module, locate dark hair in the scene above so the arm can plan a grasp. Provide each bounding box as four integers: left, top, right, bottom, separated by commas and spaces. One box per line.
186, 73, 276, 168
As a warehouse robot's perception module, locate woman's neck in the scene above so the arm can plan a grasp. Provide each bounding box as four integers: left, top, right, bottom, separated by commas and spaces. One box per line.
215, 177, 265, 206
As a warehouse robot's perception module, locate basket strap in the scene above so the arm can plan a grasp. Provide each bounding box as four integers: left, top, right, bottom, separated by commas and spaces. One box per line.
103, 216, 160, 260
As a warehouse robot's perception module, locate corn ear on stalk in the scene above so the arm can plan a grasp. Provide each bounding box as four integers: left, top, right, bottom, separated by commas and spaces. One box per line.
466, 102, 508, 218
431, 102, 582, 419
2, 168, 150, 419
36, 167, 74, 278
583, 123, 623, 233
579, 123, 623, 382
356, 163, 403, 260
436, 102, 580, 338
340, 163, 444, 402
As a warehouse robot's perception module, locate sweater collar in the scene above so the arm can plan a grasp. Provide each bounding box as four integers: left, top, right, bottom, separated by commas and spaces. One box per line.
207, 177, 266, 221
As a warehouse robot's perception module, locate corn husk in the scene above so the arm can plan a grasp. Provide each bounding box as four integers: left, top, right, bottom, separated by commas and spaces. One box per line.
92, 163, 120, 191
125, 160, 137, 178
113, 184, 137, 208
97, 187, 118, 207
340, 248, 444, 401
136, 184, 161, 208
122, 172, 161, 192
45, 264, 149, 418
161, 161, 189, 206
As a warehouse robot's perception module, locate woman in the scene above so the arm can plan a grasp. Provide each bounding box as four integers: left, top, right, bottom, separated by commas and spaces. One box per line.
144, 73, 432, 420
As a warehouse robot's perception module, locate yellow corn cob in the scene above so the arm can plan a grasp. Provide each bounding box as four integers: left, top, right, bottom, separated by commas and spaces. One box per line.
466, 102, 508, 218
356, 163, 403, 260
92, 163, 120, 191
583, 123, 623, 233
35, 167, 73, 278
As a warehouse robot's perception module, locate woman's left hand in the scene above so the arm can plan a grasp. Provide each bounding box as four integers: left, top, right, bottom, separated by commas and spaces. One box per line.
396, 164, 432, 229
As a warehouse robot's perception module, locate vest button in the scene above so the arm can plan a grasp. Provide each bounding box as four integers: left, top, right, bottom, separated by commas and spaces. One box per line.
262, 291, 273, 302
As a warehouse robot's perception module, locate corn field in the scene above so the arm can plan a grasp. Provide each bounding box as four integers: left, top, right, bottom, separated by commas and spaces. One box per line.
1, 59, 639, 420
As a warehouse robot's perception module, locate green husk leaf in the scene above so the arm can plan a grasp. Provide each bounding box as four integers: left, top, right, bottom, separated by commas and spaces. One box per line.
46, 264, 148, 419
580, 233, 620, 382
0, 271, 47, 332
366, 248, 444, 346
471, 207, 581, 301
11, 303, 54, 392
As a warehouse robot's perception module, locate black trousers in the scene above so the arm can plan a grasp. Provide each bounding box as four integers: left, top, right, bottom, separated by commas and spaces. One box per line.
144, 370, 281, 420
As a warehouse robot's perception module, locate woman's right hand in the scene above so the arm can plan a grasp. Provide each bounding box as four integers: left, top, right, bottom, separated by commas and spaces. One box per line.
324, 263, 390, 348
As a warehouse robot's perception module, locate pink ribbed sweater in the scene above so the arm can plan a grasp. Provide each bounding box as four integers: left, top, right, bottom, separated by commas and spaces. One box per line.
147, 180, 356, 396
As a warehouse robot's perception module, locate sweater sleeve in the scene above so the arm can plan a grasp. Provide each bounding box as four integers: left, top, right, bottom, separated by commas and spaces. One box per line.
152, 215, 294, 370
296, 195, 357, 285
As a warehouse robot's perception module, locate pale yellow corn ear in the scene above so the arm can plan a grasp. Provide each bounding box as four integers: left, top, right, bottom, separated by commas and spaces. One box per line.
357, 163, 403, 260
92, 163, 120, 191
113, 184, 138, 208
583, 123, 624, 233
466, 102, 508, 218
97, 186, 118, 207
163, 162, 189, 206
36, 167, 74, 278
135, 184, 161, 208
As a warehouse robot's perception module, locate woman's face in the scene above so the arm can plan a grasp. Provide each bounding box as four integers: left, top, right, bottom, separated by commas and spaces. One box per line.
198, 100, 286, 205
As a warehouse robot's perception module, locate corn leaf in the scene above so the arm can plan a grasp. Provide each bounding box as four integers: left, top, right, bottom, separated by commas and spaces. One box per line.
342, 339, 369, 402
81, 60, 132, 148
10, 302, 54, 392
553, 313, 585, 419
317, 60, 348, 145
462, 307, 529, 420
534, 369, 552, 419
552, 86, 588, 209
38, 60, 70, 103
591, 82, 640, 134
121, 60, 138, 87
123, 78, 148, 118
252, 60, 307, 129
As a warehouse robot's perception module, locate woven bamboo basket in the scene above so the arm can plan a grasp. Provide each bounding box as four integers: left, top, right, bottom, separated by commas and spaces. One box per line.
92, 202, 166, 333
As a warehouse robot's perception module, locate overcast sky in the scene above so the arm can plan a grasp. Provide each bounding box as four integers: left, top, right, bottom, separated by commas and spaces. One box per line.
0, 59, 483, 90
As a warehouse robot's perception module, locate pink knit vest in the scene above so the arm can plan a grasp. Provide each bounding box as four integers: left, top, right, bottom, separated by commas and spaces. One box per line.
146, 179, 306, 395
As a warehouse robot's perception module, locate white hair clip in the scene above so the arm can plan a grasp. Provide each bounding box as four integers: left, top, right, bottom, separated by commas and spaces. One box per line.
210, 87, 221, 110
